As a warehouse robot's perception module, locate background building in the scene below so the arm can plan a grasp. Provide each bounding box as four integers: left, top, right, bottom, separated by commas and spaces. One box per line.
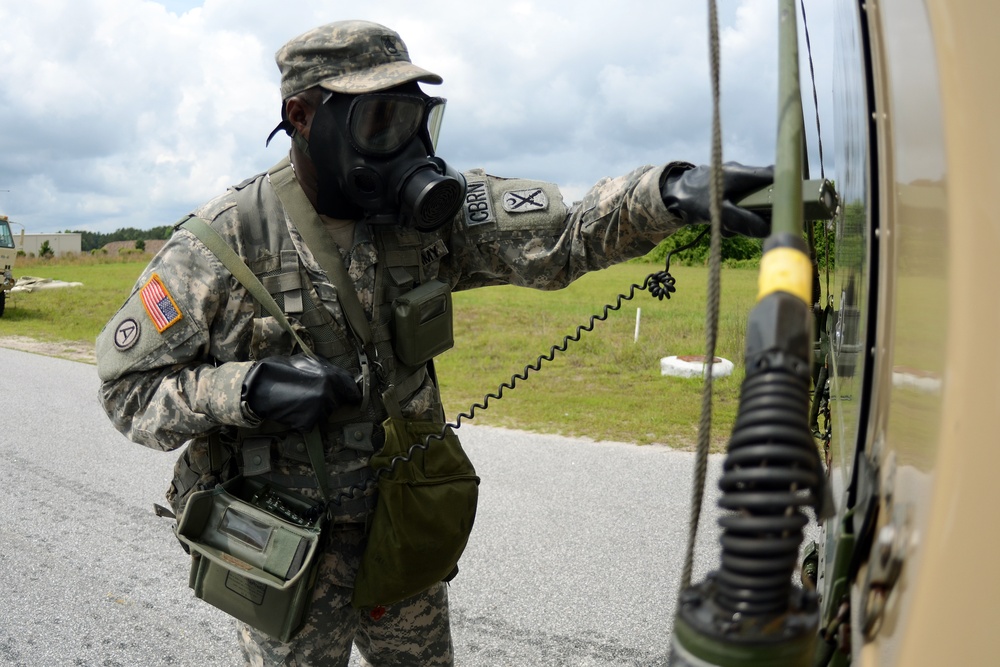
15, 233, 82, 257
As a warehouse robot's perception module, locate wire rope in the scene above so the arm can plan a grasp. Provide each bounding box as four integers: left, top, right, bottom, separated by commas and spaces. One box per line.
679, 0, 725, 591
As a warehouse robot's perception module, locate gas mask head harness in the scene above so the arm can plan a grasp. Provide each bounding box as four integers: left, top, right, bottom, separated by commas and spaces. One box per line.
302, 84, 467, 231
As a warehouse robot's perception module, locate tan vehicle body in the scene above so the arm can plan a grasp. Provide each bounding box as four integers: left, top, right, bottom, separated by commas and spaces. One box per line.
0, 215, 17, 315
826, 1, 999, 665
0, 216, 15, 284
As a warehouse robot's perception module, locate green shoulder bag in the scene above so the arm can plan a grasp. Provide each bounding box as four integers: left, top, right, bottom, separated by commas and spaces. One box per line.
351, 417, 480, 608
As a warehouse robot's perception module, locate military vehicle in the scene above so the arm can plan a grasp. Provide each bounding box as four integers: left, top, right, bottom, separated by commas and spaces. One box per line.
665, 1, 999, 665
0, 214, 17, 317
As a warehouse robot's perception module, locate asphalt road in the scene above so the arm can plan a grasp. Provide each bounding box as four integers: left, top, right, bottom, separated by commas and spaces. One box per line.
0, 347, 731, 666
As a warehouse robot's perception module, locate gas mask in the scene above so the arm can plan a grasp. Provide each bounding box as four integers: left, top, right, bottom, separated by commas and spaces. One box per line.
305, 89, 467, 231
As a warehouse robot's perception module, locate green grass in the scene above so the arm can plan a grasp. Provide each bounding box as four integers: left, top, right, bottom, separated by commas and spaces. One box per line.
437, 263, 757, 449
1, 256, 761, 450
1, 256, 145, 343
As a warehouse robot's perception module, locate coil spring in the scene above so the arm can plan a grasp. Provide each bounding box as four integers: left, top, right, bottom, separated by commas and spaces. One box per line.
715, 368, 823, 616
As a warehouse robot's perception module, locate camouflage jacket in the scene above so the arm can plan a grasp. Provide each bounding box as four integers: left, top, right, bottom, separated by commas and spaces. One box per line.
95, 157, 684, 508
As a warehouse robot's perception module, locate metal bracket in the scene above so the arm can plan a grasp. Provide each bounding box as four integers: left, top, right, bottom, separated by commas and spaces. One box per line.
861, 504, 911, 639
736, 178, 839, 222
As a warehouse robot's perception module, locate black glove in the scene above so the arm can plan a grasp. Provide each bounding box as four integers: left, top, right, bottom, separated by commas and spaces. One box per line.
241, 354, 362, 432
660, 162, 774, 237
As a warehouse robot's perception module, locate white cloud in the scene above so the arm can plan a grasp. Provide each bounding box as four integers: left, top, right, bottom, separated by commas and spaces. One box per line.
0, 0, 835, 233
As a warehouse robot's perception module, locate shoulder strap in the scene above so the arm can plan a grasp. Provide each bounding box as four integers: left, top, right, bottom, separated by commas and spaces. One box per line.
178, 214, 333, 502
266, 160, 374, 349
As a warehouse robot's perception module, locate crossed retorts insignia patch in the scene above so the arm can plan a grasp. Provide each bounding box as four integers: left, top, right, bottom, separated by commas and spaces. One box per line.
463, 176, 563, 232
502, 188, 548, 213
139, 273, 183, 333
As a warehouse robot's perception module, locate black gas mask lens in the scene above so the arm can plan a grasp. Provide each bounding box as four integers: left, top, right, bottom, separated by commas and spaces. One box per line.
346, 93, 447, 156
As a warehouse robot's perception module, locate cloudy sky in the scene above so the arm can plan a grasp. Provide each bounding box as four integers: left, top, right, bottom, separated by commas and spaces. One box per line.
0, 0, 834, 234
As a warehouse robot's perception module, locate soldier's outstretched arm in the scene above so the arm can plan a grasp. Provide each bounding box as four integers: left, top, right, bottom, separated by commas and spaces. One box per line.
441, 161, 771, 292
441, 163, 680, 291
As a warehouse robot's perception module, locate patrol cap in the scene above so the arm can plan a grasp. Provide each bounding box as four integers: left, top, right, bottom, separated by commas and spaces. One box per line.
275, 20, 443, 99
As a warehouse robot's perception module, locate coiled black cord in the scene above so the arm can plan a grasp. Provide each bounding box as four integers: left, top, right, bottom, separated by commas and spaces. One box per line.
327, 227, 711, 508
714, 367, 823, 615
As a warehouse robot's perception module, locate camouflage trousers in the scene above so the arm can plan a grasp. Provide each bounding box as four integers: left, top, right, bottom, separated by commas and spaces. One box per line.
237, 525, 454, 666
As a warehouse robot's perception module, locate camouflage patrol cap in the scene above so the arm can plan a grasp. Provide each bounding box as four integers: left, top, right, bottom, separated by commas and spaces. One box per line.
275, 20, 443, 99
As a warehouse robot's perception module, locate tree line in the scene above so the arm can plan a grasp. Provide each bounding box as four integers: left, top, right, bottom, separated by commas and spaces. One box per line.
645, 219, 834, 270
68, 226, 174, 252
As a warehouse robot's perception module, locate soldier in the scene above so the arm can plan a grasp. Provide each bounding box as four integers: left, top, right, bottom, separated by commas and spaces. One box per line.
96, 19, 772, 667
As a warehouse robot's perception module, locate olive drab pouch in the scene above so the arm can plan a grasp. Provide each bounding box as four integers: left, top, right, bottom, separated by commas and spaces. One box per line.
392, 279, 455, 367
351, 417, 480, 608
176, 476, 325, 642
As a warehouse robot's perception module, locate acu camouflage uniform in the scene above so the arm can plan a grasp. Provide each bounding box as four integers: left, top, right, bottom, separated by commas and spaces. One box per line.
95, 18, 689, 667
96, 158, 683, 666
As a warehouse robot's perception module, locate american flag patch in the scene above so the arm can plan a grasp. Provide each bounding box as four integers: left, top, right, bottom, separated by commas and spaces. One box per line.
140, 273, 183, 333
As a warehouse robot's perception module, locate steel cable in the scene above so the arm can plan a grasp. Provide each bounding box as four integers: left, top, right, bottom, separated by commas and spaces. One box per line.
679, 0, 725, 592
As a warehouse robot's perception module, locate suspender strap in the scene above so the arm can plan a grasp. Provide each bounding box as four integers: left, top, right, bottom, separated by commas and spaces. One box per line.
302, 430, 332, 502
267, 160, 374, 352
179, 214, 333, 503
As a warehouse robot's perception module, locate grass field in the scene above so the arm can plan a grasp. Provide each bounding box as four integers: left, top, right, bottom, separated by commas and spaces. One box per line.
2, 254, 761, 449
2, 256, 148, 343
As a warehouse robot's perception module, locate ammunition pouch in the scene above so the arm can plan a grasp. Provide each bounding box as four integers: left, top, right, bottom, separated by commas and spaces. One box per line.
176, 476, 325, 642
351, 417, 479, 608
